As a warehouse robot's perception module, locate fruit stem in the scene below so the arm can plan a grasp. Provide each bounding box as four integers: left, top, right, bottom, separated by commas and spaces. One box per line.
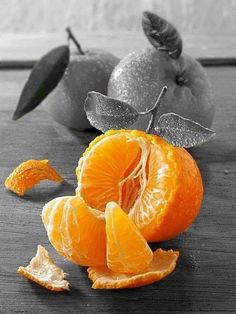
66, 27, 84, 55
139, 86, 167, 134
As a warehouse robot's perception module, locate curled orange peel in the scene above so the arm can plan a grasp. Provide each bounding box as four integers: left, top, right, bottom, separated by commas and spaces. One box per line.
17, 245, 70, 292
5, 159, 63, 196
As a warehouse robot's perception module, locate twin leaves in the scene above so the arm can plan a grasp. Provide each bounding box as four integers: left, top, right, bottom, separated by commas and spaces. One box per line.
13, 14, 215, 148
85, 88, 215, 148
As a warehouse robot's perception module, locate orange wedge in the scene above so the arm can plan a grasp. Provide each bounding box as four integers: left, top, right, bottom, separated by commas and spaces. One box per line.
5, 159, 63, 196
42, 196, 106, 266
105, 201, 153, 273
88, 248, 179, 289
17, 245, 69, 292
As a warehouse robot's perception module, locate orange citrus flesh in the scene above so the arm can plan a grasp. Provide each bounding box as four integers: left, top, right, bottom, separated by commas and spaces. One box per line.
105, 201, 153, 274
88, 248, 179, 289
5, 159, 63, 196
17, 245, 69, 292
77, 131, 141, 211
76, 130, 203, 242
42, 196, 106, 266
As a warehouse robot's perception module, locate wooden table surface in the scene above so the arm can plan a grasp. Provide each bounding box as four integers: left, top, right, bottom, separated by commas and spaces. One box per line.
1, 32, 236, 68
0, 35, 236, 313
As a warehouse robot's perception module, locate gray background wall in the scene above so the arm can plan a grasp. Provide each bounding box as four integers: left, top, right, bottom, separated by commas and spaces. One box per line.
0, 0, 235, 34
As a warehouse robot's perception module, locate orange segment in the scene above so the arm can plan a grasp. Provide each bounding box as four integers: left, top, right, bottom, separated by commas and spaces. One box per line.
42, 196, 106, 266
105, 201, 153, 274
139, 146, 203, 242
88, 248, 179, 289
17, 245, 69, 292
5, 159, 63, 196
76, 130, 203, 242
77, 132, 141, 211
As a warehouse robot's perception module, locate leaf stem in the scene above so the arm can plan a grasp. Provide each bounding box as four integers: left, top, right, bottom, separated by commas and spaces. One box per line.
139, 86, 168, 116
66, 27, 84, 55
157, 46, 169, 51
140, 86, 168, 133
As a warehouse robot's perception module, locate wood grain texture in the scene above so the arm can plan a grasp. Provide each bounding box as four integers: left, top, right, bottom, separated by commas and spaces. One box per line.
0, 67, 236, 313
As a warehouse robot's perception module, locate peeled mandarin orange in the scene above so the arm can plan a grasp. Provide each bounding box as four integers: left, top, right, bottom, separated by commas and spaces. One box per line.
5, 159, 63, 196
88, 248, 179, 289
17, 245, 69, 292
105, 201, 153, 274
76, 130, 203, 242
42, 196, 106, 266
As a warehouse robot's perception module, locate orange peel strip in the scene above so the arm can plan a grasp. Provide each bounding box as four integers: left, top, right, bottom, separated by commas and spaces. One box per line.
88, 248, 179, 289
17, 245, 70, 292
5, 159, 63, 196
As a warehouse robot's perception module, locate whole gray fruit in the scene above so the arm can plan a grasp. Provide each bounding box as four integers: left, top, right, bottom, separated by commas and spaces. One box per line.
108, 47, 214, 131
43, 49, 119, 130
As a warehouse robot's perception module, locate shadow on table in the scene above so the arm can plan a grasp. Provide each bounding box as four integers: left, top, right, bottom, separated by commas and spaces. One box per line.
53, 122, 101, 145
25, 234, 198, 312
22, 181, 75, 203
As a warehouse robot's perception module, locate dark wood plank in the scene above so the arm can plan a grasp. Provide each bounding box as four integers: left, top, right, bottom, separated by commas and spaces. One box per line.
0, 67, 236, 313
1, 32, 236, 65
3, 57, 236, 70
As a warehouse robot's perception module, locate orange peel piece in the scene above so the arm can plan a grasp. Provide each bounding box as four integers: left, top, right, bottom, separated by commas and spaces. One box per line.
17, 245, 69, 292
5, 159, 63, 196
88, 248, 179, 289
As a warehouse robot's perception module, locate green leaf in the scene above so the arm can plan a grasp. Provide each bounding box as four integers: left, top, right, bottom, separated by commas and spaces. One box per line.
84, 92, 139, 133
142, 11, 183, 59
13, 45, 69, 120
155, 113, 215, 148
